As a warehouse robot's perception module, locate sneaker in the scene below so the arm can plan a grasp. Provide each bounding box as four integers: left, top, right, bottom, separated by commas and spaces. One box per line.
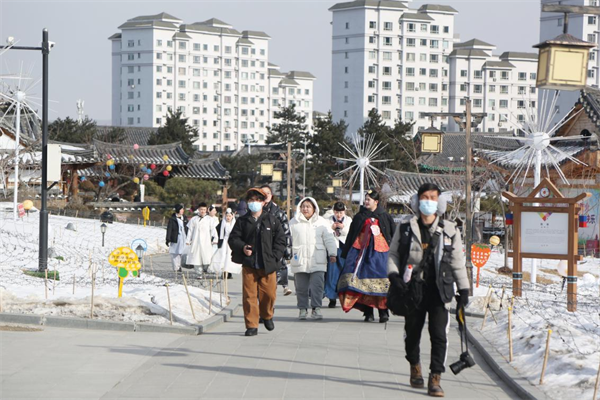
299, 309, 308, 320
328, 299, 337, 308
283, 286, 292, 296
311, 308, 323, 320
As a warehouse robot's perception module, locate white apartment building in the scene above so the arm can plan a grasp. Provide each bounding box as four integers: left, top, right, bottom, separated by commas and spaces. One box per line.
330, 0, 458, 135
540, 0, 600, 126
447, 39, 538, 132
330, 0, 541, 136
110, 13, 315, 151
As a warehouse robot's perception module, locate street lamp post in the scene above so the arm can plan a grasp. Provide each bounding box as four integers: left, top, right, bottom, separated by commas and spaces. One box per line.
302, 135, 308, 198
100, 223, 107, 247
135, 244, 145, 278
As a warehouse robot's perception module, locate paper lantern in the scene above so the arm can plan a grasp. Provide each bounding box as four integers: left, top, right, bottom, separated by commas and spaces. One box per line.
163, 170, 170, 177
107, 154, 112, 159
109, 164, 115, 170
99, 181, 106, 188
162, 155, 169, 161
23, 200, 34, 211
133, 144, 139, 150
105, 172, 111, 177
133, 177, 140, 184
166, 165, 172, 172
150, 164, 156, 170
80, 176, 86, 181
139, 163, 145, 169
557, 260, 568, 277
579, 215, 588, 228
143, 174, 149, 181
505, 213, 513, 226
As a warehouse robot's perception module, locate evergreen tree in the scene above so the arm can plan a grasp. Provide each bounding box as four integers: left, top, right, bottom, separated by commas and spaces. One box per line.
357, 108, 417, 172
96, 127, 126, 143
148, 110, 198, 155
220, 154, 263, 198
307, 112, 349, 199
266, 104, 307, 150
49, 117, 97, 143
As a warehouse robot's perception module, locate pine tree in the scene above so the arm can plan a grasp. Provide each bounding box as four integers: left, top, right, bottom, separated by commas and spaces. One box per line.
148, 110, 198, 155
49, 117, 97, 143
266, 104, 307, 150
307, 112, 348, 199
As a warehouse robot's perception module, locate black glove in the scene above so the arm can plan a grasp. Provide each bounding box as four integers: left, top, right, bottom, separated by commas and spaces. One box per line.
165, 241, 170, 246
388, 272, 407, 291
456, 289, 469, 310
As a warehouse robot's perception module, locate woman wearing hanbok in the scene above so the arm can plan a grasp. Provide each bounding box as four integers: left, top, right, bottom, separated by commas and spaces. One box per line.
186, 202, 218, 277
211, 208, 242, 275
338, 189, 396, 322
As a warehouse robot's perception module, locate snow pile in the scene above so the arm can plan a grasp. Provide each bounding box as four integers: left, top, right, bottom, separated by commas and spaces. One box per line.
469, 251, 600, 399
0, 210, 224, 325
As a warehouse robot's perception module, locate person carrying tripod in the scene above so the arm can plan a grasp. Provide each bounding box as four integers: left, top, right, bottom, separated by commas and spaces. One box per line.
387, 183, 470, 397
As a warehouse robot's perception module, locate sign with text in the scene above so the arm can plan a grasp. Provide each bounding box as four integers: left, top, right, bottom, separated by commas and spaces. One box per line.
521, 212, 569, 255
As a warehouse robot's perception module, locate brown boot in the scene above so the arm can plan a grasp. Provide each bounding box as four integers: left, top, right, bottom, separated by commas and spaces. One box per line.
410, 364, 425, 388
427, 373, 444, 397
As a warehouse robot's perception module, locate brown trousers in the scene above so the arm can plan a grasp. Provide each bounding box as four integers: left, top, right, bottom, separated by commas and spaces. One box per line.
242, 266, 277, 329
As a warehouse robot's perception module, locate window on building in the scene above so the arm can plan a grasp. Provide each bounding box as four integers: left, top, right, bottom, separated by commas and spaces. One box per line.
369, 21, 376, 29
419, 97, 426, 105
489, 71, 496, 79
428, 98, 437, 107
167, 40, 173, 48
383, 66, 391, 75
500, 85, 509, 94
429, 83, 438, 92
589, 34, 597, 43
128, 92, 134, 99
518, 72, 527, 81
460, 70, 467, 78
382, 81, 392, 90
178, 54, 186, 62
589, 69, 596, 78
407, 23, 416, 32
460, 84, 467, 92
368, 80, 376, 88
443, 26, 449, 33
179, 41, 186, 49
500, 99, 508, 108
369, 36, 377, 44
473, 99, 482, 108
517, 100, 525, 108
518, 86, 526, 94
489, 85, 496, 92
406, 67, 415, 77
384, 37, 392, 46
407, 38, 415, 47
474, 70, 482, 79
420, 39, 427, 47
127, 40, 134, 48
383, 52, 392, 61
430, 25, 439, 34
420, 24, 428, 32
345, 22, 350, 29
405, 97, 414, 105
474, 85, 482, 93
369, 51, 376, 59
382, 96, 391, 104
406, 53, 415, 62
406, 82, 415, 91
156, 92, 162, 99
127, 53, 134, 60
430, 54, 439, 63
419, 68, 426, 76
530, 72, 537, 80
429, 69, 438, 78
501, 71, 509, 80
489, 99, 496, 108
384, 22, 393, 31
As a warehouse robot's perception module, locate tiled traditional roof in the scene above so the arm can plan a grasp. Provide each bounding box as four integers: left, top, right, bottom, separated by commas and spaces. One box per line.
95, 126, 158, 146
578, 87, 600, 132
93, 140, 189, 165
172, 158, 230, 180
54, 141, 98, 164
418, 132, 521, 171
385, 169, 463, 203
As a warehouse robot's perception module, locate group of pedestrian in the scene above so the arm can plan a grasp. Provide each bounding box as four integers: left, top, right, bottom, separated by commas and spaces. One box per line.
165, 182, 470, 397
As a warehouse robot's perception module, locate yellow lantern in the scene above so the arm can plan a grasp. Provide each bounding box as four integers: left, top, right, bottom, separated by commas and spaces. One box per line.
23, 200, 33, 211
272, 170, 283, 182
260, 162, 274, 176
489, 235, 501, 246
533, 33, 596, 90
327, 186, 334, 194
332, 178, 343, 187
166, 165, 172, 172
133, 177, 140, 184
163, 155, 169, 161
419, 126, 444, 154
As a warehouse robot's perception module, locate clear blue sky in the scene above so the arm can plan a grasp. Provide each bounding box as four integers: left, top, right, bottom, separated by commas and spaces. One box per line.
0, 0, 540, 124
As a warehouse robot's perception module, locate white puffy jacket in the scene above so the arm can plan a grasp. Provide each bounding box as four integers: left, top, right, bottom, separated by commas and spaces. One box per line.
289, 198, 338, 274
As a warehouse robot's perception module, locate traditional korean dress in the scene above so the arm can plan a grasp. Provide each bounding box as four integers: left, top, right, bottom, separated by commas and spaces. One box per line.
338, 206, 394, 313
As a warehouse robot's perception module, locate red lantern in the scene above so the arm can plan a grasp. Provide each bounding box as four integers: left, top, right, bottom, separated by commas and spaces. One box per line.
150, 164, 156, 170
163, 170, 170, 177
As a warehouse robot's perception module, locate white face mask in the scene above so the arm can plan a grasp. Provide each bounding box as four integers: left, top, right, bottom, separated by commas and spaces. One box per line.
248, 201, 263, 213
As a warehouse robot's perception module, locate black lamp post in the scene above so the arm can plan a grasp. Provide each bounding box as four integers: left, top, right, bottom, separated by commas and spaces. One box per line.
100, 223, 107, 247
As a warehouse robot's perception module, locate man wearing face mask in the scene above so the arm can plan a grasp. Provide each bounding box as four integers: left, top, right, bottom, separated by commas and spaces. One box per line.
229, 188, 287, 337
387, 183, 469, 398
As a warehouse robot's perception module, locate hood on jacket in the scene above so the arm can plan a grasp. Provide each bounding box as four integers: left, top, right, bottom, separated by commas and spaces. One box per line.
296, 197, 320, 223
409, 193, 448, 215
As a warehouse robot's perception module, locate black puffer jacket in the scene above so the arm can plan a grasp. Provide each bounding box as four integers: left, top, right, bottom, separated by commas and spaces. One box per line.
264, 201, 293, 263
228, 212, 287, 274
166, 214, 188, 245
341, 205, 396, 259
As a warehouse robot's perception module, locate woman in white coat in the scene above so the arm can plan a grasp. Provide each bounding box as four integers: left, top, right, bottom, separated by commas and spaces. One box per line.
186, 202, 217, 277
210, 208, 242, 275
290, 197, 338, 320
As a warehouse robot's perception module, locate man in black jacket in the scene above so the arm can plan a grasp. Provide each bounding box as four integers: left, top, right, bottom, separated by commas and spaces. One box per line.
166, 204, 188, 272
260, 184, 293, 296
229, 188, 287, 336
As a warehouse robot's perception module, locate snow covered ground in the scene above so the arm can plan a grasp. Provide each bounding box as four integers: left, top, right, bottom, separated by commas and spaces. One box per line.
0, 207, 224, 326
467, 250, 600, 400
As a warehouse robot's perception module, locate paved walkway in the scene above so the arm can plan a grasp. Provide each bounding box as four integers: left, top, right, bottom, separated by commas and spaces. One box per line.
1, 254, 518, 399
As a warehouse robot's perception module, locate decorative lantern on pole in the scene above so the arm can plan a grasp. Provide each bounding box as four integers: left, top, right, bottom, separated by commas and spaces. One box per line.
100, 223, 107, 247
419, 126, 445, 154
260, 162, 274, 177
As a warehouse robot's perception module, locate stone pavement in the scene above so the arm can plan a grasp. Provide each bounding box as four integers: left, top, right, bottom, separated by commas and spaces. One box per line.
1, 254, 518, 399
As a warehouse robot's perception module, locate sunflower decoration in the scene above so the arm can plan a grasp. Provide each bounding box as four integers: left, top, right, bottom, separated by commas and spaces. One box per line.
108, 246, 142, 278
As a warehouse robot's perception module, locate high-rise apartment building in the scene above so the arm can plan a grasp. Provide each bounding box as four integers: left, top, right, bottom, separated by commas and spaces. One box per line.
448, 40, 538, 132
330, 1, 458, 135
330, 0, 539, 135
110, 13, 315, 151
540, 0, 600, 125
